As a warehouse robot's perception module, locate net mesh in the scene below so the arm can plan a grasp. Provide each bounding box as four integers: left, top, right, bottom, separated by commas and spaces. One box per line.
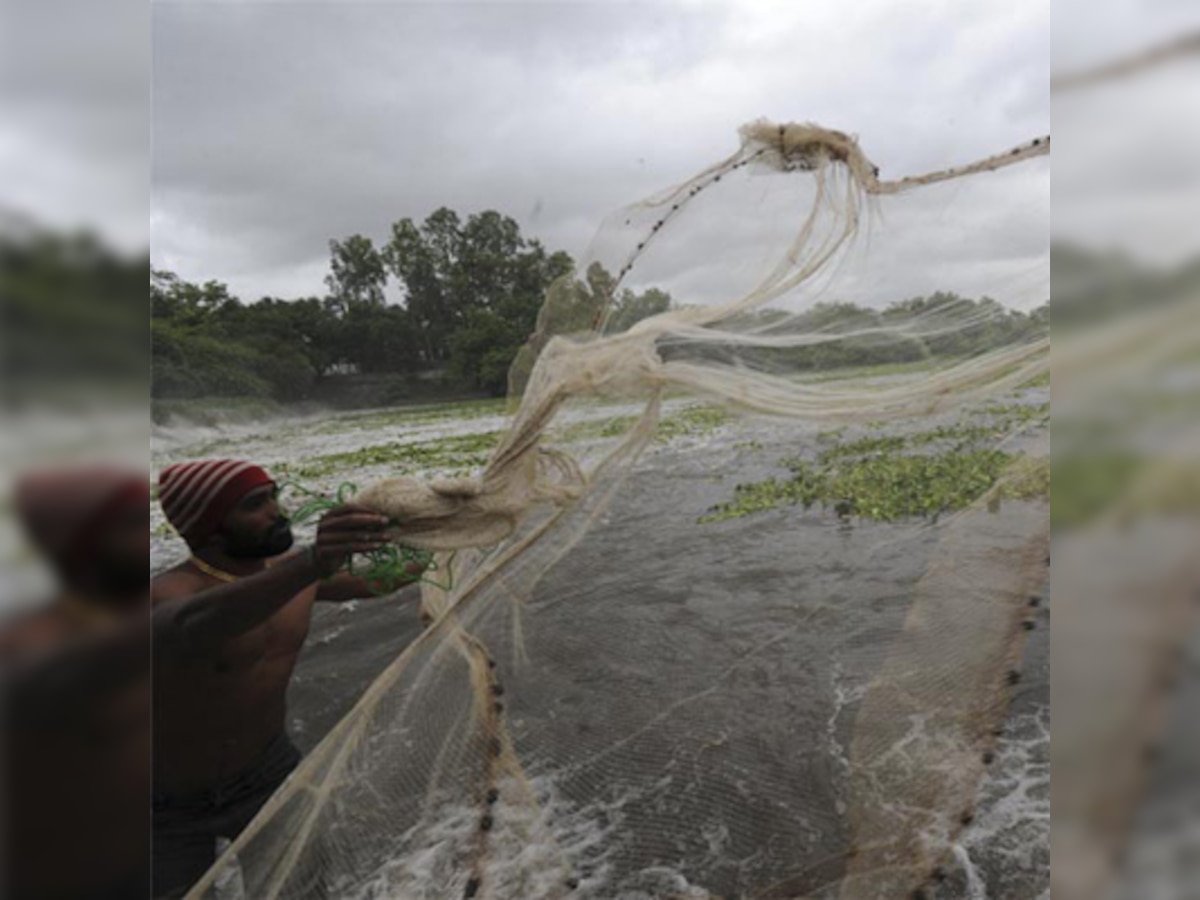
188, 121, 1050, 899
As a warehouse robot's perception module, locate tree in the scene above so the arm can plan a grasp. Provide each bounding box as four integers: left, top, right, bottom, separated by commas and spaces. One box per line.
384, 208, 573, 390
384, 209, 462, 364
608, 286, 671, 333
150, 269, 236, 327
449, 309, 527, 395
325, 234, 387, 313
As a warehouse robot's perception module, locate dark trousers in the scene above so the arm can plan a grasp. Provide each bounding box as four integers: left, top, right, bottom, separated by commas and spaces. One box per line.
152, 734, 301, 899
0, 870, 150, 900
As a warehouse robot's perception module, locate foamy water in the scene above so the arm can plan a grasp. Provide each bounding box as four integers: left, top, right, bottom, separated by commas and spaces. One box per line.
157, 398, 1049, 898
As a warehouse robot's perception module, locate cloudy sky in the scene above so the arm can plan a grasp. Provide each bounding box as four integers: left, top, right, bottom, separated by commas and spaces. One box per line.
1053, 0, 1200, 268
144, 0, 1057, 309
0, 0, 148, 252
3, 0, 1198, 309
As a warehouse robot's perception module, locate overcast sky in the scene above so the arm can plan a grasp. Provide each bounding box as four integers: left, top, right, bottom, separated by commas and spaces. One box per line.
0, 0, 148, 251
1053, 0, 1200, 268
144, 0, 1059, 309
3, 0, 1198, 310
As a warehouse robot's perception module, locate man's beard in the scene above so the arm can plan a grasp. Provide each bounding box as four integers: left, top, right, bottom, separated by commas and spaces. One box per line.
225, 517, 295, 559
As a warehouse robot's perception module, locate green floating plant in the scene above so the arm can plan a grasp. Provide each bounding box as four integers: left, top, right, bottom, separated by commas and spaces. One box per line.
278, 480, 452, 594
700, 404, 1050, 525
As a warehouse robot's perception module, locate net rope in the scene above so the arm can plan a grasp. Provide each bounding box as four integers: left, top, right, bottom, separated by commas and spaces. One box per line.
188, 121, 1050, 900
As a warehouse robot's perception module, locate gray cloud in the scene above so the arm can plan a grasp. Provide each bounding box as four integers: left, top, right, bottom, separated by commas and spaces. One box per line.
0, 0, 148, 250
151, 0, 1052, 308
1052, 0, 1200, 265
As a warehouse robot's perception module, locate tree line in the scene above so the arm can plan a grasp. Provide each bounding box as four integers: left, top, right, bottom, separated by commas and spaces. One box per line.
3, 226, 147, 394
151, 206, 1049, 408
151, 208, 671, 404
673, 293, 1048, 371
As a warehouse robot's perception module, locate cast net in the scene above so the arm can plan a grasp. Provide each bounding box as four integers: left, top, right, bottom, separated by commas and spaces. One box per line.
189, 121, 1050, 899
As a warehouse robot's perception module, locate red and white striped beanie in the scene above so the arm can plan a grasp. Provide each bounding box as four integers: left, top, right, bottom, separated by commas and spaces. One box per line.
15, 465, 149, 568
157, 460, 274, 546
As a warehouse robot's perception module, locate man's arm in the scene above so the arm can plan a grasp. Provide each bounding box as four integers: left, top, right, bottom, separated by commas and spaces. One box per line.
152, 553, 324, 651
154, 505, 388, 650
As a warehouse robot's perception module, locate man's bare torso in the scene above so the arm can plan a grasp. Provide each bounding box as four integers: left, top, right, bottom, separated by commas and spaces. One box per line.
151, 560, 317, 794
1, 607, 151, 896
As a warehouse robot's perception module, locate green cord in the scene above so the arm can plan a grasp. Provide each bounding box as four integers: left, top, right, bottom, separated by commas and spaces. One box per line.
279, 480, 358, 525
277, 480, 453, 595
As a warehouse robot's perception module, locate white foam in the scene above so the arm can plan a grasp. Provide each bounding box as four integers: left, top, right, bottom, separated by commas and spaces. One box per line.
346, 776, 617, 900
952, 842, 989, 900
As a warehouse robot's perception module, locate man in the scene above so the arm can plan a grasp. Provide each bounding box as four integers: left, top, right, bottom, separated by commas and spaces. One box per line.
150, 459, 421, 898
0, 465, 151, 900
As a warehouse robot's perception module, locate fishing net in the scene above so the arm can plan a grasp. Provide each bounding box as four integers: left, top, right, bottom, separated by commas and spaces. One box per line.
1050, 33, 1200, 900
188, 121, 1049, 899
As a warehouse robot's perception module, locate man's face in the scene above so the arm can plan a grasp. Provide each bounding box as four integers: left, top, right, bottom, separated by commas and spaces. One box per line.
91, 500, 150, 598
219, 484, 294, 559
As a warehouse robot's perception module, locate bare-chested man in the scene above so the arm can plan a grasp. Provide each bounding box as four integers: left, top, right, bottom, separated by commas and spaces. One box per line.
150, 459, 421, 898
1, 465, 151, 900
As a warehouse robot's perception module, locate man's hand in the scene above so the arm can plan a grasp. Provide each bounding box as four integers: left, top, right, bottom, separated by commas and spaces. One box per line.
310, 505, 390, 577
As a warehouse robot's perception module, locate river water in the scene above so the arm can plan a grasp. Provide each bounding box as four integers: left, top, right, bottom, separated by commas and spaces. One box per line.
152, 399, 1050, 899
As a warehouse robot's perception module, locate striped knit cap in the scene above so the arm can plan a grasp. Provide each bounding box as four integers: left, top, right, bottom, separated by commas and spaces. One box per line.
15, 465, 149, 568
157, 460, 274, 547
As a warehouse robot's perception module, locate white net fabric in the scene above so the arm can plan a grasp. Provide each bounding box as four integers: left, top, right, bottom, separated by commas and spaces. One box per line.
1050, 33, 1200, 899
188, 121, 1049, 899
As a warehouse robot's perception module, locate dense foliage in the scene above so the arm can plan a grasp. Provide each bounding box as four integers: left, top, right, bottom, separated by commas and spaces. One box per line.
151, 208, 671, 406
2, 226, 147, 394
150, 206, 1053, 412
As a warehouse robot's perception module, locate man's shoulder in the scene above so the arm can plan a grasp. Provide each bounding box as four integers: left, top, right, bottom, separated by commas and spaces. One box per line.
151, 562, 207, 605
150, 552, 305, 605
